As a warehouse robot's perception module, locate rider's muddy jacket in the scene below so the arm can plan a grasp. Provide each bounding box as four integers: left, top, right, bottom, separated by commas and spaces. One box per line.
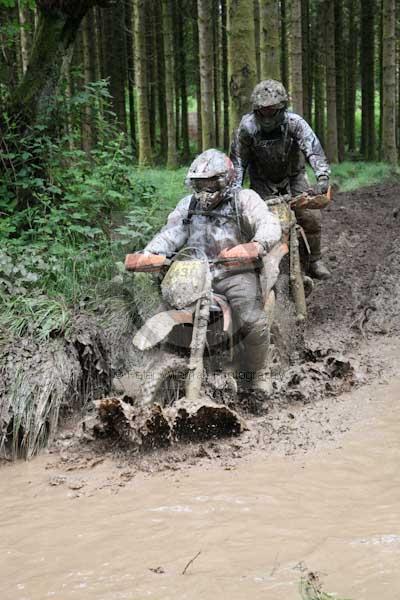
144, 189, 281, 280
230, 111, 330, 197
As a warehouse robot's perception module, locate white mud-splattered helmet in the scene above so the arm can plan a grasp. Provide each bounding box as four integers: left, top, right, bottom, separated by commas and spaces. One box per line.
186, 148, 236, 210
251, 79, 288, 132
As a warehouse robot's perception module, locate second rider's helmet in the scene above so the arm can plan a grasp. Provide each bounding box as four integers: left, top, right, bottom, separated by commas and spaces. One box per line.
251, 79, 289, 133
186, 149, 236, 210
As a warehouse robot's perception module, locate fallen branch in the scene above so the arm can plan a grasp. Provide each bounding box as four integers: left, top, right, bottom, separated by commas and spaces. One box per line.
182, 550, 202, 575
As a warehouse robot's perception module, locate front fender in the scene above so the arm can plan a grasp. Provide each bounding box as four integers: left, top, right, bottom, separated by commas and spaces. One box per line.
133, 309, 194, 351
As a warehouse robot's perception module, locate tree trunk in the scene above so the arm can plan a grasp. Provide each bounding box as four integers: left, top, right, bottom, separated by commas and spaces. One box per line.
125, 0, 136, 154
146, 1, 157, 152
397, 0, 400, 153
290, 0, 303, 114
178, 0, 190, 160
335, 0, 345, 161
345, 0, 357, 152
227, 0, 257, 126
172, 0, 181, 152
96, 6, 106, 80
155, 0, 167, 156
81, 14, 93, 154
162, 0, 177, 167
198, 0, 215, 148
213, 0, 221, 147
18, 0, 30, 74
221, 0, 229, 150
280, 0, 289, 88
10, 6, 87, 127
134, 0, 153, 165
382, 0, 397, 163
254, 0, 261, 81
192, 0, 202, 152
301, 0, 312, 123
260, 0, 280, 79
360, 0, 376, 160
325, 0, 338, 162
110, 3, 127, 133
313, 0, 326, 147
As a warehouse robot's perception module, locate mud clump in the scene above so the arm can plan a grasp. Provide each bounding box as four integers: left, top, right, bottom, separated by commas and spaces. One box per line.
93, 396, 246, 449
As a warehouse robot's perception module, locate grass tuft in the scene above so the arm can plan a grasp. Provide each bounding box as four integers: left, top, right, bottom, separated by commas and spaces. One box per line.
330, 161, 400, 192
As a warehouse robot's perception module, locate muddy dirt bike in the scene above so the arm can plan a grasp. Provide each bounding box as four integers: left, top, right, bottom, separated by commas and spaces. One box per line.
265, 186, 332, 321
124, 189, 332, 408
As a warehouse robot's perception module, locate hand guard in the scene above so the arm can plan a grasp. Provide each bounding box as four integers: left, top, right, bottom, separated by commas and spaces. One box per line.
218, 242, 262, 260
125, 252, 167, 272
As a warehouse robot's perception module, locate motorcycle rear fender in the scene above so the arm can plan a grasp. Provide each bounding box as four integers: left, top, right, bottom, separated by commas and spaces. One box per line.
133, 308, 194, 351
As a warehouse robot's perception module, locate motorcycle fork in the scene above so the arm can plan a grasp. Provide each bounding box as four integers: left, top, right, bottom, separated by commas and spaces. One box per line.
289, 223, 307, 321
186, 293, 211, 403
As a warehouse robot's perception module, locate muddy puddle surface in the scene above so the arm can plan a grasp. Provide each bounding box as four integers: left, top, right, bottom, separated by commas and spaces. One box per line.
2, 376, 400, 600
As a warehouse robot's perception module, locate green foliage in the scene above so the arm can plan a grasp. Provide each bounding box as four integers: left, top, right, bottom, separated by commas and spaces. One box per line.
330, 161, 400, 192
0, 81, 163, 340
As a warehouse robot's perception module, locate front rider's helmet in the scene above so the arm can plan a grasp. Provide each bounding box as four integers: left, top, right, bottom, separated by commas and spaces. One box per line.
186, 148, 235, 210
251, 79, 289, 133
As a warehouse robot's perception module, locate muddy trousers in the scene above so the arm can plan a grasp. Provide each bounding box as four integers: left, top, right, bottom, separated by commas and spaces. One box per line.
213, 272, 269, 374
290, 172, 322, 262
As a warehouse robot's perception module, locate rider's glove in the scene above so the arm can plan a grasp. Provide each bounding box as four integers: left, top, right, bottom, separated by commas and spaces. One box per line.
315, 176, 329, 195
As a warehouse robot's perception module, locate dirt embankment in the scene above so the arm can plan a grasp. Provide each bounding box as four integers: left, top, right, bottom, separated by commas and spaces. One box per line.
3, 182, 400, 480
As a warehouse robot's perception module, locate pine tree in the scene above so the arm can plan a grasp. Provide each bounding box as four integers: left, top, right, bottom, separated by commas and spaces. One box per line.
313, 0, 326, 146
125, 0, 136, 153
155, 0, 167, 156
162, 0, 177, 167
178, 0, 190, 161
290, 0, 303, 114
345, 0, 358, 152
301, 0, 312, 123
260, 0, 280, 80
198, 0, 215, 149
280, 0, 289, 88
221, 0, 230, 150
334, 0, 345, 161
360, 0, 376, 160
227, 0, 257, 126
381, 0, 397, 163
254, 0, 261, 80
325, 0, 339, 162
134, 0, 153, 165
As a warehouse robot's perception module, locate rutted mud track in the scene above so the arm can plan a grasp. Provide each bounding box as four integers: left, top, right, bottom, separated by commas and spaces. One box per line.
45, 182, 400, 474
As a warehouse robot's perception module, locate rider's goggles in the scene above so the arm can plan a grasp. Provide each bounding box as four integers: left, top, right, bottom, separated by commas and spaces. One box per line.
256, 105, 282, 118
190, 177, 223, 193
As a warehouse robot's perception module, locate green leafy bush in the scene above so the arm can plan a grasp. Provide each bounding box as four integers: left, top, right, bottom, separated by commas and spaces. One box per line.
0, 81, 163, 339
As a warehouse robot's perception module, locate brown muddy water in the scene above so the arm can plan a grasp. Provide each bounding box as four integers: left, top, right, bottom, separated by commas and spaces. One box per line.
1, 378, 400, 600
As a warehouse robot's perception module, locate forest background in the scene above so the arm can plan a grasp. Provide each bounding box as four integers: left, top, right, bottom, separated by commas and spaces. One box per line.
0, 0, 399, 457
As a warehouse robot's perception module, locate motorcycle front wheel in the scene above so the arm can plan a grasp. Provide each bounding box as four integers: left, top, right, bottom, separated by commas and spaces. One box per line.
140, 353, 189, 408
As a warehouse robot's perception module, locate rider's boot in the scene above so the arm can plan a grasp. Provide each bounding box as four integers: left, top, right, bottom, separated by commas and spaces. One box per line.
306, 233, 331, 280
253, 367, 273, 395
308, 259, 331, 280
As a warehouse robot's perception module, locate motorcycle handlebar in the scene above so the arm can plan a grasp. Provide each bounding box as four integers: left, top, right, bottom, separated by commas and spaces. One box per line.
125, 252, 259, 272
265, 186, 333, 210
